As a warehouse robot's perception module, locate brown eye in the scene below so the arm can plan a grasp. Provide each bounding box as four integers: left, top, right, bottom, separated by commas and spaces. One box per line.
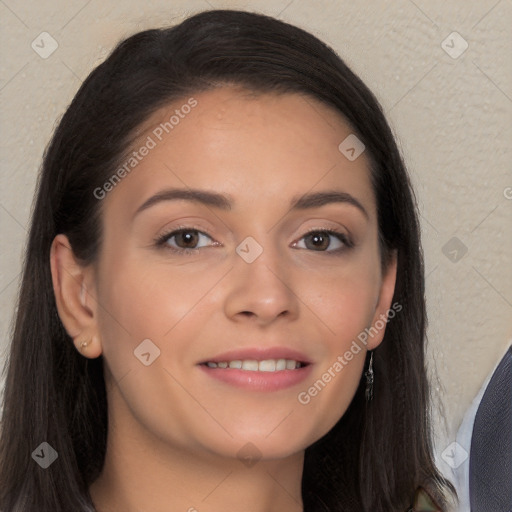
156, 228, 215, 253
174, 230, 200, 249
304, 232, 331, 251
296, 230, 351, 253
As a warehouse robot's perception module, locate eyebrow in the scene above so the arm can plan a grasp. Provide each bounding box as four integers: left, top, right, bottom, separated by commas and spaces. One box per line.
133, 187, 369, 219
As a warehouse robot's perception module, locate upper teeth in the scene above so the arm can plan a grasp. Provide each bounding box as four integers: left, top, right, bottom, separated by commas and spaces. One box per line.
206, 359, 302, 371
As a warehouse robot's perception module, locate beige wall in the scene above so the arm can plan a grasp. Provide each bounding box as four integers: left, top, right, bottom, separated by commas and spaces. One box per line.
1, 0, 511, 468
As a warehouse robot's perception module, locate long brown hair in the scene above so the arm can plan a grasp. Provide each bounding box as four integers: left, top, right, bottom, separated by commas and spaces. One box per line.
0, 9, 455, 511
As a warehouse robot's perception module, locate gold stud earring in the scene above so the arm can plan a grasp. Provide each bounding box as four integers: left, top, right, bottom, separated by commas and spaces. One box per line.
79, 338, 91, 351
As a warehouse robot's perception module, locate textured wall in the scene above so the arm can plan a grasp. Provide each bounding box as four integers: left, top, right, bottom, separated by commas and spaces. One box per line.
1, 0, 511, 475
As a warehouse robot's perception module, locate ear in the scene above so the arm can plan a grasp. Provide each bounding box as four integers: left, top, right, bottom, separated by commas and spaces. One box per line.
366, 250, 398, 351
49, 234, 102, 358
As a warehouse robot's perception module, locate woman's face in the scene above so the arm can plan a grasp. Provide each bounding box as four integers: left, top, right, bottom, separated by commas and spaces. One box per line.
83, 87, 396, 461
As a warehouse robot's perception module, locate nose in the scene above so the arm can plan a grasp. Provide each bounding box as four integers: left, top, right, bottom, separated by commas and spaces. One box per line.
223, 241, 299, 326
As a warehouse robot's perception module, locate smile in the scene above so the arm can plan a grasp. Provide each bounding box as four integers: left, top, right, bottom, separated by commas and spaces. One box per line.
202, 359, 306, 371
198, 359, 313, 391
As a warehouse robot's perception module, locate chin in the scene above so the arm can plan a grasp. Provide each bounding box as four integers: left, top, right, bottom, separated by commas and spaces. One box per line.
195, 428, 310, 462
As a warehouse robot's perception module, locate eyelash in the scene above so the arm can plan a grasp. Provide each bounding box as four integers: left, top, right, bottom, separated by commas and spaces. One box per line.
154, 226, 354, 256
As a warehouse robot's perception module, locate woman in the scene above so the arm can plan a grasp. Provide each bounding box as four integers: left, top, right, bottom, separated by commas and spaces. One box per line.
0, 9, 456, 511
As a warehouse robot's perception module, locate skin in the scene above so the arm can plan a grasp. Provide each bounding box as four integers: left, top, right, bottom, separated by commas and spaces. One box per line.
50, 86, 397, 512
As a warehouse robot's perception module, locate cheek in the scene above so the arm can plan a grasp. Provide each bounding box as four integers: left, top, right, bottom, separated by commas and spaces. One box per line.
97, 244, 175, 329
94, 252, 168, 376
307, 261, 380, 343
93, 256, 203, 442
95, 251, 220, 378
298, 262, 379, 405
296, 347, 365, 438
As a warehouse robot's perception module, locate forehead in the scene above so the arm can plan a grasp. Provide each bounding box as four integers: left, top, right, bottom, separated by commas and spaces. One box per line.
102, 86, 375, 218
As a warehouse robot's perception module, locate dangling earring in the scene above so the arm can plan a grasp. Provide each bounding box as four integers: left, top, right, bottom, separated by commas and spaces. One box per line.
365, 351, 374, 402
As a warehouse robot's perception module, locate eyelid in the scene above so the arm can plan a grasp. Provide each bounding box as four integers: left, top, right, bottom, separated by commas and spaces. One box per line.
154, 224, 218, 250
154, 224, 354, 255
292, 227, 354, 252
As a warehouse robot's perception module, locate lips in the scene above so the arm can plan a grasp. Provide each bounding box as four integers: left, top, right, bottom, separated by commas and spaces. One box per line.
197, 346, 314, 391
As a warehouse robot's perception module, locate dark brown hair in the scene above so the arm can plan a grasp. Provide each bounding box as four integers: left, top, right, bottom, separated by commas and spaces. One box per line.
0, 9, 455, 511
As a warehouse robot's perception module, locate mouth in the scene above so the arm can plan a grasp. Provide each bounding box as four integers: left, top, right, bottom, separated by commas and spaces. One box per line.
197, 348, 313, 391
200, 358, 309, 372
